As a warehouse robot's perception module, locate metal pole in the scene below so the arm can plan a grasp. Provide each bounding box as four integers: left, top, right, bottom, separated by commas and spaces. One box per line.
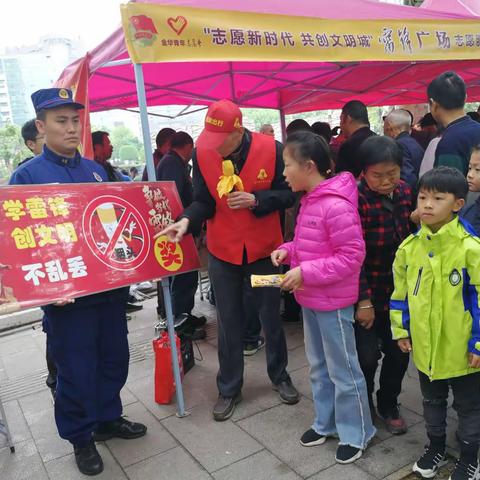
133, 63, 156, 182
162, 277, 188, 417
279, 109, 287, 143
133, 62, 188, 417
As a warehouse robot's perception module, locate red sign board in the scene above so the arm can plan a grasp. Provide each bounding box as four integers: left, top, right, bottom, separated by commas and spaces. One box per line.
0, 182, 200, 314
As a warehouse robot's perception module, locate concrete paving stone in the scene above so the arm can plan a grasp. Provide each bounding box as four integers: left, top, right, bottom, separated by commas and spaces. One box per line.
308, 463, 376, 480
355, 422, 426, 478
0, 357, 8, 382
126, 375, 178, 420
120, 385, 138, 407
45, 443, 127, 480
161, 403, 263, 473
0, 400, 32, 446
2, 349, 46, 379
126, 358, 154, 382
290, 365, 313, 400
0, 438, 48, 480
371, 405, 423, 443
104, 401, 177, 468
128, 324, 156, 344
18, 390, 54, 424
23, 404, 73, 463
238, 400, 338, 478
25, 404, 58, 437
285, 345, 309, 372
0, 333, 39, 355
212, 449, 301, 480
231, 379, 283, 422
125, 446, 211, 480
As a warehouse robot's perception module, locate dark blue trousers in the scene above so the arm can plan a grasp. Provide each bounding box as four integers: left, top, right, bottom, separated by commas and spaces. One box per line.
44, 301, 129, 446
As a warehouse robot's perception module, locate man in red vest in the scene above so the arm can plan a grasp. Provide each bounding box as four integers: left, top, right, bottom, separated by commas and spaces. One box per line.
160, 99, 298, 420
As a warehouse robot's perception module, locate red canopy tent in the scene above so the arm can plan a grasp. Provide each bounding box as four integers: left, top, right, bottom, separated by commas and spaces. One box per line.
57, 0, 480, 116
55, 0, 480, 415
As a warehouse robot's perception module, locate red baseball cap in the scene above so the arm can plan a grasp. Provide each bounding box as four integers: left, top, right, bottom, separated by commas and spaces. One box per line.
196, 99, 243, 150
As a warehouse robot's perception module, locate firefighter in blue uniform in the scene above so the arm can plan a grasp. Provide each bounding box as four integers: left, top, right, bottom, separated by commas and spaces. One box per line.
9, 88, 147, 476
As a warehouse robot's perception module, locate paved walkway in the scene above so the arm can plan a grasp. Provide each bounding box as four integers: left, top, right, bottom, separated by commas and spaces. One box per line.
0, 294, 461, 480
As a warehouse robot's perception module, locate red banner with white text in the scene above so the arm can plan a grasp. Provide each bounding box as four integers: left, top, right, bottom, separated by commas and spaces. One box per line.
0, 182, 199, 314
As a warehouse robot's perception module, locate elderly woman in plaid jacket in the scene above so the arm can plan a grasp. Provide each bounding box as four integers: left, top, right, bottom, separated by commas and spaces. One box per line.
355, 136, 413, 435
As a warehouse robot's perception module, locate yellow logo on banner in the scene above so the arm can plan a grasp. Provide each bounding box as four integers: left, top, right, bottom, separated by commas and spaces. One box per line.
257, 169, 268, 180
154, 235, 184, 272
58, 89, 69, 99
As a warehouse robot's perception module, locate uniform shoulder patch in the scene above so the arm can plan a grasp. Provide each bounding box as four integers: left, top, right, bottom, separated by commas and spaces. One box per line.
93, 172, 103, 182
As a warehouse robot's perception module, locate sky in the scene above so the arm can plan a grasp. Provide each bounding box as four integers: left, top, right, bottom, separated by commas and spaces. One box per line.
0, 0, 124, 53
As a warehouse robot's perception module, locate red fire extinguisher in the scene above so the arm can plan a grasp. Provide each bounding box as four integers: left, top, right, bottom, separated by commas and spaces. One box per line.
152, 331, 184, 404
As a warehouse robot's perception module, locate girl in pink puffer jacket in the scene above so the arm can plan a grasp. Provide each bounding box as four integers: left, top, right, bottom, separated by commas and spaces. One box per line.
271, 131, 376, 464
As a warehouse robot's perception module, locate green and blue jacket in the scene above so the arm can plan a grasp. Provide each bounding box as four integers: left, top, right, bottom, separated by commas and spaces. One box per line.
390, 216, 480, 380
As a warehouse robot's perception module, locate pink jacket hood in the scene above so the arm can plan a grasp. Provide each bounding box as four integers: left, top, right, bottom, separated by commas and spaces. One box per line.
279, 172, 365, 311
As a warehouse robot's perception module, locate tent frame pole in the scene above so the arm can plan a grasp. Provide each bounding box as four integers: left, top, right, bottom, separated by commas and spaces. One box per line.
279, 109, 287, 143
133, 62, 188, 418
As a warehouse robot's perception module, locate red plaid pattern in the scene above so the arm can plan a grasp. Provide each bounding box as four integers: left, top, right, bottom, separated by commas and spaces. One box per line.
358, 179, 413, 311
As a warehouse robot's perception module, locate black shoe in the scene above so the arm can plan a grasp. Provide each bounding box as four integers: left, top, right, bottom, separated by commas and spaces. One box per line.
449, 459, 479, 480
74, 441, 104, 476
273, 379, 299, 405
188, 314, 207, 328
335, 444, 363, 464
212, 393, 242, 421
126, 302, 143, 313
300, 428, 327, 447
93, 417, 147, 442
181, 327, 206, 341
243, 336, 265, 356
413, 444, 448, 478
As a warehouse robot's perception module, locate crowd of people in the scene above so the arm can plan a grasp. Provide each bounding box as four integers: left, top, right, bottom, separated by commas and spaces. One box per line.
8, 69, 480, 479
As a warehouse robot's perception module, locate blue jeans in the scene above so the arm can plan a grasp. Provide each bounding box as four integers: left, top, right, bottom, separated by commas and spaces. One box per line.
303, 306, 376, 449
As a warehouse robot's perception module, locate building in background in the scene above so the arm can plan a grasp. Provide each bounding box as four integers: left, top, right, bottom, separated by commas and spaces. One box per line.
0, 36, 83, 126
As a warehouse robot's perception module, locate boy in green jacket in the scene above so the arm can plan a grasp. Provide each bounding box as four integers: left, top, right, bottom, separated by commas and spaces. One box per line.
390, 167, 480, 480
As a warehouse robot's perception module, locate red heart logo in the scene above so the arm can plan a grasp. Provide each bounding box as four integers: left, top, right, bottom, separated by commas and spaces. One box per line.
167, 16, 187, 36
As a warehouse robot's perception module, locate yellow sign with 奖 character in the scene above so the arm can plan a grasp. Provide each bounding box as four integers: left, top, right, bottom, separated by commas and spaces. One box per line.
121, 3, 480, 64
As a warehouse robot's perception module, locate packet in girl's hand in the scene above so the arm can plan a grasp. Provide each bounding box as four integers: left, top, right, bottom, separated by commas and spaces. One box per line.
251, 274, 285, 288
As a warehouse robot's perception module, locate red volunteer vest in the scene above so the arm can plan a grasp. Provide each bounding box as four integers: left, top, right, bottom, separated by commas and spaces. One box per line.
197, 132, 283, 265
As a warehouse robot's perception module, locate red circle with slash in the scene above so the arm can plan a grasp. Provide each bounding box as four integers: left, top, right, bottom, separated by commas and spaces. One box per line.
82, 195, 150, 271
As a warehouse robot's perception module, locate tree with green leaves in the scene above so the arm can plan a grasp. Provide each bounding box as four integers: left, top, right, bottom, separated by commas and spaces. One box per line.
0, 124, 31, 182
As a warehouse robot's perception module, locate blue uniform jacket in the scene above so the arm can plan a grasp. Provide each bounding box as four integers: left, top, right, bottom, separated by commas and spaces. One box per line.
9, 145, 129, 312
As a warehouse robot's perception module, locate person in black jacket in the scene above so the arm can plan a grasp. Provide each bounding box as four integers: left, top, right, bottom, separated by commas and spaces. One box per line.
462, 145, 480, 234
156, 132, 203, 329
335, 100, 376, 178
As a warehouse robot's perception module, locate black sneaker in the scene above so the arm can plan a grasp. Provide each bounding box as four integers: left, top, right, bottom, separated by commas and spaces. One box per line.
212, 393, 242, 421
300, 428, 327, 447
413, 445, 448, 478
188, 314, 207, 328
273, 378, 299, 405
449, 459, 479, 480
243, 336, 265, 356
335, 444, 363, 464
74, 441, 104, 476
